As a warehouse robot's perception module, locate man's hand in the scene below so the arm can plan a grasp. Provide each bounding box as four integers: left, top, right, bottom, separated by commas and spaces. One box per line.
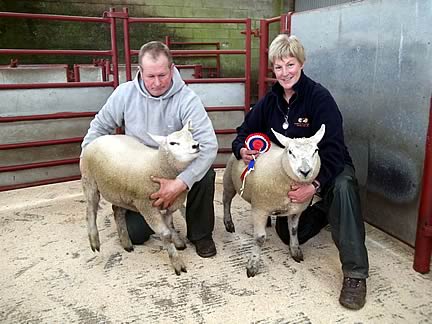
150, 177, 188, 210
288, 183, 316, 203
240, 147, 260, 165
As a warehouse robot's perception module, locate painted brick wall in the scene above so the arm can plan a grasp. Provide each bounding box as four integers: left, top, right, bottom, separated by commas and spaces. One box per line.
0, 0, 293, 102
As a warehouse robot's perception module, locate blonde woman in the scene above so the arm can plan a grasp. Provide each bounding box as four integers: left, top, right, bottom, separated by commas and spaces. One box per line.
232, 34, 369, 310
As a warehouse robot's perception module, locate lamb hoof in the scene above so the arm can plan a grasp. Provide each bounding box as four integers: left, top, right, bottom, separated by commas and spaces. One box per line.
292, 255, 303, 263
173, 238, 187, 250
266, 216, 272, 227
224, 220, 236, 233
124, 246, 134, 253
172, 257, 187, 276
246, 267, 257, 278
89, 234, 100, 252
176, 244, 187, 251
174, 265, 187, 276
90, 239, 100, 252
290, 247, 304, 263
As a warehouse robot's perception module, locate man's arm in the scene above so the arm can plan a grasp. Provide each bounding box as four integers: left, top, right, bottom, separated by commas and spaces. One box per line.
176, 92, 218, 189
81, 86, 126, 152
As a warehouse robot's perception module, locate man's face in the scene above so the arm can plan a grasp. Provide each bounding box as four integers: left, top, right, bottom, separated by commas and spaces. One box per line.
273, 56, 304, 92
140, 53, 173, 97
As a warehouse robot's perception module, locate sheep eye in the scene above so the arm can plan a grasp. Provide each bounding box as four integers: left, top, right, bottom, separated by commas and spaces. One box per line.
288, 149, 295, 158
314, 149, 319, 155
169, 142, 179, 145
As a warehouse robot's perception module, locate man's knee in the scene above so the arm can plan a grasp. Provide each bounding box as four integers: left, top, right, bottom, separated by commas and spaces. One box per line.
125, 210, 154, 244
333, 172, 358, 195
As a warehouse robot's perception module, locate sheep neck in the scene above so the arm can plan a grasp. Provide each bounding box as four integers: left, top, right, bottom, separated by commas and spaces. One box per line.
158, 146, 189, 178
280, 150, 303, 183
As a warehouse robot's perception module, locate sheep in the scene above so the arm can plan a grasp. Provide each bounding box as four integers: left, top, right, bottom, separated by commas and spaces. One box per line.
223, 125, 325, 277
80, 121, 199, 275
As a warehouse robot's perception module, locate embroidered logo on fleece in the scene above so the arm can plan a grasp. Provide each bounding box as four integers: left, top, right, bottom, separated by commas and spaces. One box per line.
294, 117, 310, 128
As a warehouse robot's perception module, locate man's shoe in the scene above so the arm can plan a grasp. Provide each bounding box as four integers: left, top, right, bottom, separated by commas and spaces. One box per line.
192, 237, 217, 258
339, 277, 367, 310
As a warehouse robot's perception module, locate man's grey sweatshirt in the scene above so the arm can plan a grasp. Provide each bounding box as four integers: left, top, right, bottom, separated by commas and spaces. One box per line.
81, 67, 218, 189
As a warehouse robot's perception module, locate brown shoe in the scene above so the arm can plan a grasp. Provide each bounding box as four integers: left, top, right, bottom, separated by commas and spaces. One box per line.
192, 237, 217, 258
339, 277, 367, 310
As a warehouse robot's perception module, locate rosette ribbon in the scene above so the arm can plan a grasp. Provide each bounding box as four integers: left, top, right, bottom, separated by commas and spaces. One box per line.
239, 133, 271, 196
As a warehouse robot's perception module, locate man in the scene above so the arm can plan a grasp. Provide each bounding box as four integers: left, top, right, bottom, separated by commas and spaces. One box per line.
232, 34, 369, 310
81, 41, 218, 257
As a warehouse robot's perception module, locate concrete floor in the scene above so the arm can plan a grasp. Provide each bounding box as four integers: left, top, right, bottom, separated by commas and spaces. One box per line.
1, 170, 431, 323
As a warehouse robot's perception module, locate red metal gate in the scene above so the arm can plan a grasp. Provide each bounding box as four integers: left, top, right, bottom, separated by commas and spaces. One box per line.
0, 10, 119, 191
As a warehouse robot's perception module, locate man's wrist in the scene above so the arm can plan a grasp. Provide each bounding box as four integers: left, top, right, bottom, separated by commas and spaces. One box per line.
176, 178, 188, 191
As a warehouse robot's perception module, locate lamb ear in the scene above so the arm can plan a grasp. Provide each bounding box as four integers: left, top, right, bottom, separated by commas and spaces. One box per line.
271, 128, 289, 148
148, 133, 167, 146
311, 124, 326, 144
182, 120, 193, 132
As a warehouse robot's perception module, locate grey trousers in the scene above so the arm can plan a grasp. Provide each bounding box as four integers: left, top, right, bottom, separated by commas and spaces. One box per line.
125, 168, 216, 243
316, 164, 369, 279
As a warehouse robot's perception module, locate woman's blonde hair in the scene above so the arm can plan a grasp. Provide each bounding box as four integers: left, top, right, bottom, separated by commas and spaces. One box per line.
268, 34, 305, 65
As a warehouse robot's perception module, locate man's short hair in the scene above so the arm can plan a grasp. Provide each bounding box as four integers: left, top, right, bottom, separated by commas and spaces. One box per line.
138, 41, 173, 67
268, 34, 305, 66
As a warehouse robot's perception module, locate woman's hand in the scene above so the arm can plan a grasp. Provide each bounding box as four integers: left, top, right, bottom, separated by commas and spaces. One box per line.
240, 147, 260, 165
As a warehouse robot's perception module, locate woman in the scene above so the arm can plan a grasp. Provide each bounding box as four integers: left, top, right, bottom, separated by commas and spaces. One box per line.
232, 34, 369, 310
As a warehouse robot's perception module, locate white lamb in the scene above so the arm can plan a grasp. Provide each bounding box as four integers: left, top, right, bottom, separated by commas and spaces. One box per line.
223, 125, 325, 277
80, 121, 199, 275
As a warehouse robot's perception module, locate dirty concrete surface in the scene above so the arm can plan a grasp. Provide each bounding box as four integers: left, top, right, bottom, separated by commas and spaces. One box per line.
1, 170, 431, 323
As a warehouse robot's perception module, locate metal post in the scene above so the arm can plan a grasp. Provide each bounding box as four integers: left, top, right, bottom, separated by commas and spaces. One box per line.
109, 8, 119, 87
244, 18, 252, 113
123, 7, 132, 82
73, 64, 80, 82
258, 19, 269, 100
413, 96, 432, 273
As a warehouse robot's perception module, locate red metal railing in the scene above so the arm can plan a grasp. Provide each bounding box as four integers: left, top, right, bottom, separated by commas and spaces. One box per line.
165, 36, 221, 78
0, 10, 119, 191
120, 8, 251, 111
257, 12, 293, 99
413, 95, 432, 273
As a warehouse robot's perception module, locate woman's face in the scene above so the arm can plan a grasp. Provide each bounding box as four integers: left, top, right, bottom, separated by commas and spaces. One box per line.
273, 56, 304, 91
